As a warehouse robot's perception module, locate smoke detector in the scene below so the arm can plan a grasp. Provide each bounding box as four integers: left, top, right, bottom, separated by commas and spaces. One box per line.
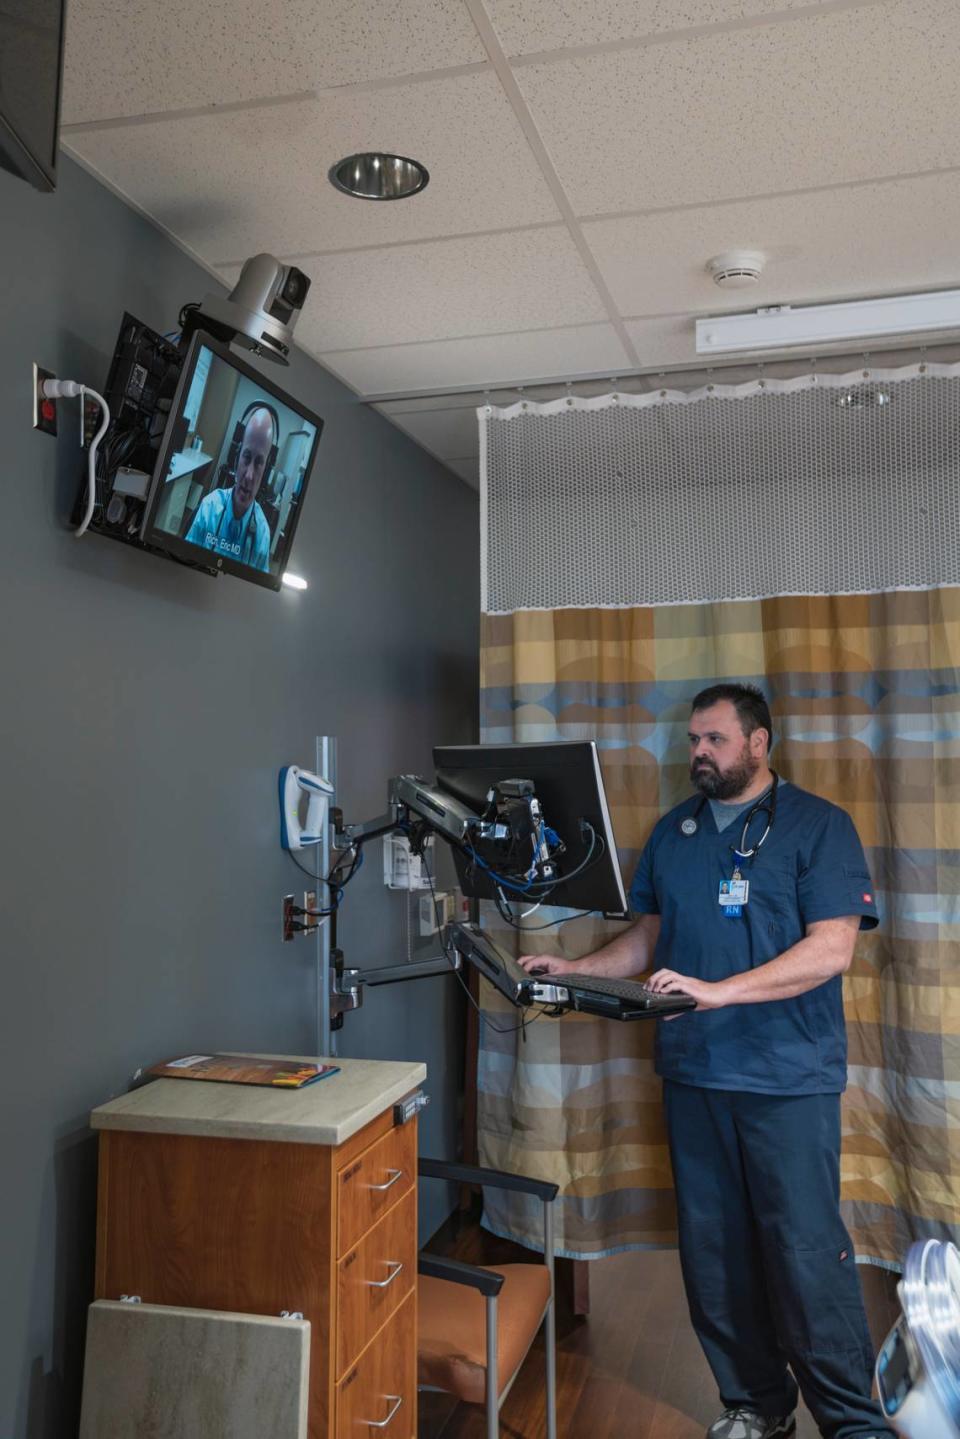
707, 250, 766, 289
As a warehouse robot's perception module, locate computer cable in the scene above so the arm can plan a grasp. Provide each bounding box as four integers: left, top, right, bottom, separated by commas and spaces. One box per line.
492, 891, 598, 932
420, 846, 555, 1037
285, 847, 325, 884
284, 839, 364, 919
41, 379, 111, 538
465, 820, 604, 900
328, 843, 364, 907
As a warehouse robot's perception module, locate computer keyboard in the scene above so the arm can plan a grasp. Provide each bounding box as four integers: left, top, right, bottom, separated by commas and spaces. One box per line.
566, 975, 663, 1000
447, 922, 695, 1021
557, 972, 697, 1018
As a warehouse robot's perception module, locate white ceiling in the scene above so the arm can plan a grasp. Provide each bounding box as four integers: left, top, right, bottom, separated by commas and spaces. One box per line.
61, 0, 960, 489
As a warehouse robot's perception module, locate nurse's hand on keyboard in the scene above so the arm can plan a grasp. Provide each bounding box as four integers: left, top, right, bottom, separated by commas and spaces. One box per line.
517, 953, 578, 977
647, 969, 721, 1015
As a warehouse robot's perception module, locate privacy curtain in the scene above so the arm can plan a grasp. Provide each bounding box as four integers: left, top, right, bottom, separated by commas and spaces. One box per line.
476, 367, 960, 1266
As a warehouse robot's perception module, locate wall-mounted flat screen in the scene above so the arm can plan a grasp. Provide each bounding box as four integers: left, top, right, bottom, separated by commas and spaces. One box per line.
0, 0, 67, 191
141, 332, 323, 592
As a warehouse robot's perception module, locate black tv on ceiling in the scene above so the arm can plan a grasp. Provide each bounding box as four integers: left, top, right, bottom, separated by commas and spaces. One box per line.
0, 0, 67, 191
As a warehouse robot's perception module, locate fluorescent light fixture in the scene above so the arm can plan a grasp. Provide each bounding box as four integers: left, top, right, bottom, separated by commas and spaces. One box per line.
696, 288, 960, 355
282, 571, 308, 591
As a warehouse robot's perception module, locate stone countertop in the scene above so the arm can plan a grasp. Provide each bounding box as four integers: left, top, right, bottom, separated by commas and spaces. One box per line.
90, 1054, 427, 1146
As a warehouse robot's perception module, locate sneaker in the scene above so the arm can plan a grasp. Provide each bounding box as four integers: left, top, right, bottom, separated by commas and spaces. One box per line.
706, 1410, 796, 1439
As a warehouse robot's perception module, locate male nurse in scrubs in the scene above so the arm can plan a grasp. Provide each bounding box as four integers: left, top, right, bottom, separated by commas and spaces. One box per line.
519, 683, 894, 1439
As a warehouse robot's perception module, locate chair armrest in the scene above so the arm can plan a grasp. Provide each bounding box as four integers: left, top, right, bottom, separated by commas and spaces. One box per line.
418, 1254, 505, 1297
419, 1157, 559, 1202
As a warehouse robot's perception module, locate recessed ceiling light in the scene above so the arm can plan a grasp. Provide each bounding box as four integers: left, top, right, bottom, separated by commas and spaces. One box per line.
282, 571, 309, 590
329, 152, 430, 201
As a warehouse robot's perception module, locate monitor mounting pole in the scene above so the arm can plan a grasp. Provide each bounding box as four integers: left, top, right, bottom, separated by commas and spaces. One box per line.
316, 734, 336, 1055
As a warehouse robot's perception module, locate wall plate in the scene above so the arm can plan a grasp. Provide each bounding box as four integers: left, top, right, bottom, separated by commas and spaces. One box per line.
282, 894, 296, 943
33, 363, 57, 435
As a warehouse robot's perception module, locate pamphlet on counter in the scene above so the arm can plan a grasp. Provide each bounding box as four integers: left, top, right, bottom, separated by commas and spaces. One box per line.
146, 1054, 339, 1088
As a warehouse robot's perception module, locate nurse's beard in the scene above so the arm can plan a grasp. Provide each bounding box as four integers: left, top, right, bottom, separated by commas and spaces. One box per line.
691, 749, 761, 801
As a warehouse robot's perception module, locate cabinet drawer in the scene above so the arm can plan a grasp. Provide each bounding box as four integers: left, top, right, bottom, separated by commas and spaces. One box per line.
337, 1187, 416, 1376
337, 1120, 416, 1256
337, 1290, 416, 1439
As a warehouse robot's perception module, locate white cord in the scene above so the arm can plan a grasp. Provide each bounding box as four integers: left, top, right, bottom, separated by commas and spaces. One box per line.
40, 380, 111, 538
495, 883, 542, 923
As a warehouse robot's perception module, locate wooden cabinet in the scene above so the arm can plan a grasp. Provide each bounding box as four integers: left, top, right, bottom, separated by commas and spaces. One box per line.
91, 1057, 425, 1439
338, 1119, 416, 1254
336, 1291, 417, 1439
337, 1187, 417, 1375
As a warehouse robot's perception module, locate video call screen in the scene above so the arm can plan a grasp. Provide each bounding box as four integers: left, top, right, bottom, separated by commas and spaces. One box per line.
147, 341, 321, 584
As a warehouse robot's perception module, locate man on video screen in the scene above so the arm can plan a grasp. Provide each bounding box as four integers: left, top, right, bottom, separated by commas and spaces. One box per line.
185, 404, 275, 571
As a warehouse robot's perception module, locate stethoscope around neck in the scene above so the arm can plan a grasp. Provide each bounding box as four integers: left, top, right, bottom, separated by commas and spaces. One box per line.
679, 770, 780, 862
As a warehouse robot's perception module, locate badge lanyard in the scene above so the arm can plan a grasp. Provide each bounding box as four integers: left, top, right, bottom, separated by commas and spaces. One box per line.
721, 771, 779, 918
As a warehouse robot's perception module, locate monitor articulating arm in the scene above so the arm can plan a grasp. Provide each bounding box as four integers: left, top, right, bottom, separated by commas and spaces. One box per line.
325, 777, 494, 1005
280, 763, 568, 1023
322, 773, 563, 1016
335, 775, 481, 852
279, 761, 670, 1030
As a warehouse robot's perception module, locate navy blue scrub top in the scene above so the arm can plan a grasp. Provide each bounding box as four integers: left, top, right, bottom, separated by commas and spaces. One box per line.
629, 783, 878, 1096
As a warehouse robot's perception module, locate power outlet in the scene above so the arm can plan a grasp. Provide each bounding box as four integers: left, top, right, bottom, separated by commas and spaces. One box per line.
283, 892, 322, 942
282, 894, 296, 943
32, 363, 57, 436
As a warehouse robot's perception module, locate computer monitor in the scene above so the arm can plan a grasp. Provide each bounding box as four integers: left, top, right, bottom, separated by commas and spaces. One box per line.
140, 331, 323, 592
433, 741, 629, 917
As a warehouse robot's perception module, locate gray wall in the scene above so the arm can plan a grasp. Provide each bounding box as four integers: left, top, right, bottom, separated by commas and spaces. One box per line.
0, 157, 478, 1439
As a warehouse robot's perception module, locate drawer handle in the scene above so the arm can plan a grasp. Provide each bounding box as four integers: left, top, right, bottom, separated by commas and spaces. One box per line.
365, 1395, 403, 1429
368, 1168, 403, 1192
366, 1260, 404, 1289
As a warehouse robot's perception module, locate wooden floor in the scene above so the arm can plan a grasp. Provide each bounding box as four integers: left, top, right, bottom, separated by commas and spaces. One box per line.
419, 1219, 899, 1439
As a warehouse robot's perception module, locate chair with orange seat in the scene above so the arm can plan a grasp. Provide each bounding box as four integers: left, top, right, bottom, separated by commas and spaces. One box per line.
417, 1158, 558, 1439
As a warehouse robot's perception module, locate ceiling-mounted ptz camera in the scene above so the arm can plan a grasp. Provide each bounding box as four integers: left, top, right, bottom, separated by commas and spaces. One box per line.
186, 253, 312, 365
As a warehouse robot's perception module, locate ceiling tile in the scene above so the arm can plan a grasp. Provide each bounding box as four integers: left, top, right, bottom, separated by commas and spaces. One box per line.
375, 405, 481, 458
255, 231, 610, 352
66, 74, 560, 258
514, 0, 960, 216
623, 314, 702, 369
315, 323, 631, 394
585, 171, 960, 318
489, 0, 831, 57
63, 0, 486, 124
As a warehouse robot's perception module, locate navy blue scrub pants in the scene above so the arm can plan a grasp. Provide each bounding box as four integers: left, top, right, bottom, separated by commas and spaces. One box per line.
663, 1081, 894, 1439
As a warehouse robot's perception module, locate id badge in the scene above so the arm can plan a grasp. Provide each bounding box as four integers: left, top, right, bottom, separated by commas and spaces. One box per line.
718, 878, 749, 917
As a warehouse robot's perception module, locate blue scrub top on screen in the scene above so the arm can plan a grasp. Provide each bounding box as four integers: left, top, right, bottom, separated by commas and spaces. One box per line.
629, 783, 878, 1096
